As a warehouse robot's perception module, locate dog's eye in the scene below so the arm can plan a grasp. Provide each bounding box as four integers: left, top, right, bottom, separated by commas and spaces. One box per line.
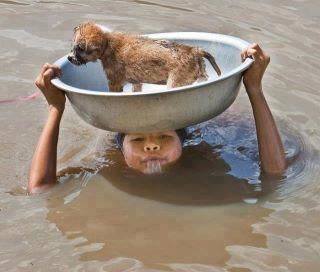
87, 48, 99, 54
76, 45, 85, 52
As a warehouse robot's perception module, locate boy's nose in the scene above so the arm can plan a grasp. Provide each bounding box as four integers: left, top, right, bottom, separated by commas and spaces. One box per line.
144, 143, 160, 152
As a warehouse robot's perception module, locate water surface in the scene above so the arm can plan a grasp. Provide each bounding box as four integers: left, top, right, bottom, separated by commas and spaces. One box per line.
1, 0, 320, 271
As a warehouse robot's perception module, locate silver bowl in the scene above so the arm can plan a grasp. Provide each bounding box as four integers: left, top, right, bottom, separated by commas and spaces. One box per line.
51, 32, 253, 133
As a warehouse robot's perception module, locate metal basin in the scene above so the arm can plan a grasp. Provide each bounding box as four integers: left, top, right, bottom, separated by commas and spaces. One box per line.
51, 32, 253, 133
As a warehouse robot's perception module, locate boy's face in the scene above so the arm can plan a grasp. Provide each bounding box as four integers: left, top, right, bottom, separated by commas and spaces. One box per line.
122, 131, 182, 174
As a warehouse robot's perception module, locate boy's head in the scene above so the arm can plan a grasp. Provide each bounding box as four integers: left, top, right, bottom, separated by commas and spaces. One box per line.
116, 129, 187, 174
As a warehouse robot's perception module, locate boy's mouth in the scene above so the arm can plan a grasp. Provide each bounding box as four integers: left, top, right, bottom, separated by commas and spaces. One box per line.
142, 156, 166, 164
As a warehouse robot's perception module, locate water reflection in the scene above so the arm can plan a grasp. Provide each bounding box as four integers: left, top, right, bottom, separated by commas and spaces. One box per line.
46, 171, 270, 267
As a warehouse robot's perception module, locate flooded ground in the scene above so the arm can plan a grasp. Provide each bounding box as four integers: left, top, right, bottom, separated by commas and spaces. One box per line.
1, 0, 320, 271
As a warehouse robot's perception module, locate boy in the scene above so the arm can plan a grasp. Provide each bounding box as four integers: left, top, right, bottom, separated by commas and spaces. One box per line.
28, 43, 286, 193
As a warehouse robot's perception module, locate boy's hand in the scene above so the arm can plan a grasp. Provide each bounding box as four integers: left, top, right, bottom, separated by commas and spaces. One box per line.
35, 63, 65, 112
241, 43, 270, 94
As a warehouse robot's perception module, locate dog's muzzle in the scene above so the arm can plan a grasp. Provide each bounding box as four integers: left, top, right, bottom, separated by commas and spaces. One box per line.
67, 52, 86, 66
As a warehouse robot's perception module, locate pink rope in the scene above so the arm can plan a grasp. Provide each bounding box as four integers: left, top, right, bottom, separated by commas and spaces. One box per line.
0, 91, 41, 104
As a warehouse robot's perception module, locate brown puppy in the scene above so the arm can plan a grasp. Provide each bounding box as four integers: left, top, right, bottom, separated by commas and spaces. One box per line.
68, 22, 221, 92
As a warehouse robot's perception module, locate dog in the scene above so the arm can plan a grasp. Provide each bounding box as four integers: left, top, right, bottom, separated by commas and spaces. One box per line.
68, 22, 221, 92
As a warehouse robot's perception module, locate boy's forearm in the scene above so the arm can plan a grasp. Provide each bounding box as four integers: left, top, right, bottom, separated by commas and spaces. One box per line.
28, 107, 63, 193
247, 86, 286, 175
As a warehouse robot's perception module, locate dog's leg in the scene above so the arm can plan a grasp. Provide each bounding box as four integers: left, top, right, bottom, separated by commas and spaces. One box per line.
167, 71, 196, 89
167, 72, 179, 89
106, 69, 125, 92
133, 83, 142, 92
108, 81, 124, 92
197, 57, 209, 82
197, 71, 208, 83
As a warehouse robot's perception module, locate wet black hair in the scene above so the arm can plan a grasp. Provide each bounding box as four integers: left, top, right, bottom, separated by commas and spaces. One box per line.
116, 128, 188, 149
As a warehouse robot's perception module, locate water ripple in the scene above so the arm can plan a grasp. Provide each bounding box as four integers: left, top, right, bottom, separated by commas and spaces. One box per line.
0, 29, 68, 50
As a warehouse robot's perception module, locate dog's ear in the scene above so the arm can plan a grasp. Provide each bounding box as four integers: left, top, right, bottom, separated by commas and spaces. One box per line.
102, 33, 110, 52
73, 21, 91, 33
73, 25, 80, 33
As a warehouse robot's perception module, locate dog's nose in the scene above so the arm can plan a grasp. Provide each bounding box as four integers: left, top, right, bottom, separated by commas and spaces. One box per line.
144, 143, 160, 152
67, 55, 73, 62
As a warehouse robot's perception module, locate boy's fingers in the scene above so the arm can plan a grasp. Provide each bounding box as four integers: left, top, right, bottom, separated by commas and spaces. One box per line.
51, 66, 62, 77
250, 43, 263, 54
43, 66, 62, 83
241, 49, 248, 61
40, 63, 62, 77
246, 48, 258, 60
241, 44, 265, 62
47, 66, 60, 78
241, 50, 245, 60
48, 64, 61, 72
40, 63, 51, 76
43, 68, 55, 86
35, 64, 61, 91
34, 76, 44, 90
265, 54, 271, 64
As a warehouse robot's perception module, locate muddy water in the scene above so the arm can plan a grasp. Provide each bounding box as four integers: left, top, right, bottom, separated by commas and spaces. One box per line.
1, 0, 320, 271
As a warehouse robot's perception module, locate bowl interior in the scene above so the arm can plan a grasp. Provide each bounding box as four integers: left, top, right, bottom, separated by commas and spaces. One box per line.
53, 33, 250, 94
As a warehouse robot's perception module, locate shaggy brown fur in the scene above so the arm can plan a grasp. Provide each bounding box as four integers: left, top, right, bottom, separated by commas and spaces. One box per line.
68, 22, 221, 92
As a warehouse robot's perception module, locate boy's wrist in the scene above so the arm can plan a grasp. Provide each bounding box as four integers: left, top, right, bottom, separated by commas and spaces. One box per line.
246, 86, 266, 106
48, 105, 65, 116
244, 83, 263, 95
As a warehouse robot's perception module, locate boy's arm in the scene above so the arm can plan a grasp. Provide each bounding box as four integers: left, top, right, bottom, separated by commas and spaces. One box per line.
28, 64, 65, 193
242, 44, 287, 175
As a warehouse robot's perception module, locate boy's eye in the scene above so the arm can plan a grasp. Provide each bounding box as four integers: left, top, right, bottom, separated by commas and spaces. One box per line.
159, 135, 171, 140
131, 137, 144, 142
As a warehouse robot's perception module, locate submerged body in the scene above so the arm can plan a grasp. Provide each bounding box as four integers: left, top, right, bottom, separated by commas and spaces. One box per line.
68, 22, 221, 91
